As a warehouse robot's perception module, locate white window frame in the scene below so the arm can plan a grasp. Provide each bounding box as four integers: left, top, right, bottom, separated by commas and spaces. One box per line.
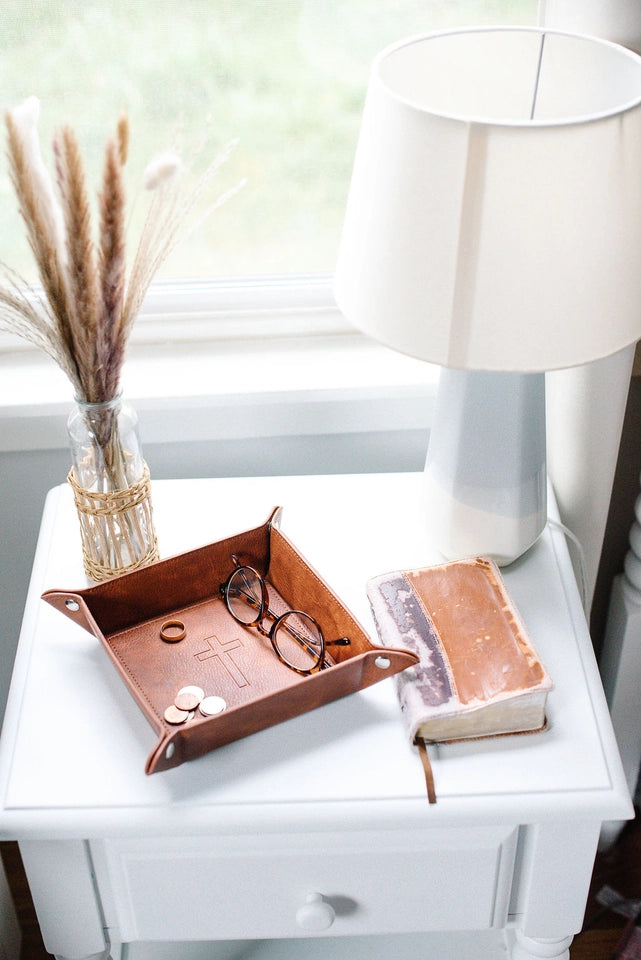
0, 276, 351, 353
0, 277, 438, 456
129, 276, 352, 343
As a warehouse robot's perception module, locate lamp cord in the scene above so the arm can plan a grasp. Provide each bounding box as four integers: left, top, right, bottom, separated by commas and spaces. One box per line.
548, 518, 589, 615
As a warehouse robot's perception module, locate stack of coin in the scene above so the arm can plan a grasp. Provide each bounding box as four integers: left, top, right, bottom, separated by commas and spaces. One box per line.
163, 685, 226, 724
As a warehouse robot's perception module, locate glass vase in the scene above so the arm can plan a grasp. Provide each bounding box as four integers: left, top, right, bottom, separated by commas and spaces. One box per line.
67, 393, 159, 581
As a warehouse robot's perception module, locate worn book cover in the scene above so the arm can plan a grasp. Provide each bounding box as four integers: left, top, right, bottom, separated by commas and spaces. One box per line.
367, 556, 553, 746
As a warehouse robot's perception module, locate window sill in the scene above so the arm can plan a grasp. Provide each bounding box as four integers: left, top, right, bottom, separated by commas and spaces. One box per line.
0, 331, 437, 453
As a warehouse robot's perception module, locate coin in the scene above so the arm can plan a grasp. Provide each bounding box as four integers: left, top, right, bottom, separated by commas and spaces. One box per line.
177, 685, 205, 702
174, 691, 201, 712
199, 695, 226, 716
164, 704, 189, 725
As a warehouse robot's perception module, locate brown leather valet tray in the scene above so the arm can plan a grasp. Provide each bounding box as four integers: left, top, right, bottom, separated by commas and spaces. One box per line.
42, 507, 418, 774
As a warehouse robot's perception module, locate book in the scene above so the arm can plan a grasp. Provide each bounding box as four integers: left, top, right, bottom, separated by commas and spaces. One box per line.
366, 556, 553, 747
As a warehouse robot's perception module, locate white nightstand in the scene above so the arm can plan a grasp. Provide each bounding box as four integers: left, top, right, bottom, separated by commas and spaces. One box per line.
0, 473, 632, 960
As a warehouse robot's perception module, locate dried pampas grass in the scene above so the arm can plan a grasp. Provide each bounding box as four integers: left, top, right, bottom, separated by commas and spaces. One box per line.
0, 97, 243, 403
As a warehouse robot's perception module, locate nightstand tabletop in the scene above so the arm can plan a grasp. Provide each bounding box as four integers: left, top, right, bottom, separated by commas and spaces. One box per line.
0, 472, 632, 839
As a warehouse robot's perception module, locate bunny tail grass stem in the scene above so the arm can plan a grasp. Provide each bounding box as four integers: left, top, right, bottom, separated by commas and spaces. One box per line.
98, 134, 127, 402
4, 108, 80, 388
53, 124, 101, 403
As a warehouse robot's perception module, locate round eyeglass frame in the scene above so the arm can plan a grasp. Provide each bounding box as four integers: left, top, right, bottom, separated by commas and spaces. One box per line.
220, 561, 326, 676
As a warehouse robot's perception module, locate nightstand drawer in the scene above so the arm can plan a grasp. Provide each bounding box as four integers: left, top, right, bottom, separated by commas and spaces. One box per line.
94, 826, 518, 941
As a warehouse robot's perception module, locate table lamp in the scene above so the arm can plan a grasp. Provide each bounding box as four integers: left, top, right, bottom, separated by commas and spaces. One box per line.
334, 27, 641, 566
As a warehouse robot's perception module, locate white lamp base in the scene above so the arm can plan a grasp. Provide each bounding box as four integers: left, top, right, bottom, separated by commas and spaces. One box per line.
424, 370, 547, 566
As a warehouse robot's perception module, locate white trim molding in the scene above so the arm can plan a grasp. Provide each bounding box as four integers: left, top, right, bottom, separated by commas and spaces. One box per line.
0, 278, 438, 454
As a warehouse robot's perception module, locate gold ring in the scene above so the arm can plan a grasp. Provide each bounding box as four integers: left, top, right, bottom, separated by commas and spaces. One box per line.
160, 619, 186, 643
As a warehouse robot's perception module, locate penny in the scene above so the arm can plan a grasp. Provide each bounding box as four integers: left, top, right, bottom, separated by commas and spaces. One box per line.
164, 704, 189, 725
174, 691, 201, 712
199, 695, 226, 717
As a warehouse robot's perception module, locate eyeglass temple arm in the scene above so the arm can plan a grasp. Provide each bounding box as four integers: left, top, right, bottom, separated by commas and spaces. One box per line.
263, 506, 283, 576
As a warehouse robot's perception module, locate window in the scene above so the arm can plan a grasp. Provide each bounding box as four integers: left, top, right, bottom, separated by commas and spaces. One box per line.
0, 0, 538, 298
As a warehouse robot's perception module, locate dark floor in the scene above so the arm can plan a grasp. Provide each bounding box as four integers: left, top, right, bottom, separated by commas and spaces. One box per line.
2, 811, 641, 959
1, 841, 46, 960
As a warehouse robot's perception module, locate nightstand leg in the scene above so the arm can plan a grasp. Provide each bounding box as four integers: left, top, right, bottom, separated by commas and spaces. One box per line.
19, 840, 107, 960
512, 931, 573, 960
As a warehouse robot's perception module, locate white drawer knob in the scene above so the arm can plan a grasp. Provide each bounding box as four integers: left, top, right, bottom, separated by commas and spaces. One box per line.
295, 892, 336, 931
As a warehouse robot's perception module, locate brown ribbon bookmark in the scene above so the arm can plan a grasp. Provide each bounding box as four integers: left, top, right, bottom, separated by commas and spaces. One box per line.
416, 739, 437, 804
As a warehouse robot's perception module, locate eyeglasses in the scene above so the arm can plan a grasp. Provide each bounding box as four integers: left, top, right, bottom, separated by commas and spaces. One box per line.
220, 556, 350, 676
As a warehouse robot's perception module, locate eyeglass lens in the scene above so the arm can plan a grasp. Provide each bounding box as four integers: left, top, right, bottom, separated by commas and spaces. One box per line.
272, 610, 323, 673
225, 566, 267, 625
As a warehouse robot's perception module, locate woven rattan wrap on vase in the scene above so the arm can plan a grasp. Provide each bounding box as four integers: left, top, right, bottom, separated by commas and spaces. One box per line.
68, 463, 160, 581
67, 394, 160, 581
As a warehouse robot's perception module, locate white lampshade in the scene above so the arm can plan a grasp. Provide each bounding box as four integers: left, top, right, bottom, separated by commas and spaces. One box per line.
335, 27, 641, 373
